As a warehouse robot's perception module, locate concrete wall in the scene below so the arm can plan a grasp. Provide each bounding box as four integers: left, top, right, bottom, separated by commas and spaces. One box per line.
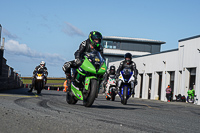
110, 35, 200, 105
0, 49, 23, 90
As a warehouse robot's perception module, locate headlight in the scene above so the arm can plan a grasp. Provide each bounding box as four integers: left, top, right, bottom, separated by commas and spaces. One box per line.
36, 76, 43, 80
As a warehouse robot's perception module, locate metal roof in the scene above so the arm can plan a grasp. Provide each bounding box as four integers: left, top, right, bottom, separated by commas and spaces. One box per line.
178, 35, 200, 42
103, 48, 150, 57
103, 36, 166, 44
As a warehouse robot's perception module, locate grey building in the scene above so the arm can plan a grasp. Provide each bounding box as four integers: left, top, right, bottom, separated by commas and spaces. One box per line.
102, 36, 165, 67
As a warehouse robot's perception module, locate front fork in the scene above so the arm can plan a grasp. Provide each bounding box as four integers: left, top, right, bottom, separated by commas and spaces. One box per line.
71, 76, 99, 101
117, 80, 135, 94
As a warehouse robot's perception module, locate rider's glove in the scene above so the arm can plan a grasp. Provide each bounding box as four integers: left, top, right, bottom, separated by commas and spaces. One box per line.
75, 59, 82, 65
116, 74, 119, 78
103, 82, 107, 87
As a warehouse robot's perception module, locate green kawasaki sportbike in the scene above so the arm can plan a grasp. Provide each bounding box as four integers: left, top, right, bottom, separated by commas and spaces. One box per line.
66, 50, 107, 107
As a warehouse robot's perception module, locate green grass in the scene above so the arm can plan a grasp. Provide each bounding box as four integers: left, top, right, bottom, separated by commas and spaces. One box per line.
47, 79, 66, 84
21, 79, 32, 84
21, 78, 66, 85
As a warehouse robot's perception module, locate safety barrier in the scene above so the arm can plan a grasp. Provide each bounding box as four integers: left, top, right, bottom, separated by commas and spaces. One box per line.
0, 49, 23, 90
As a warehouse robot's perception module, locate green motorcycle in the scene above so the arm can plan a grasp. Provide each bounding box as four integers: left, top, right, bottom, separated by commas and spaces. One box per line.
66, 50, 107, 107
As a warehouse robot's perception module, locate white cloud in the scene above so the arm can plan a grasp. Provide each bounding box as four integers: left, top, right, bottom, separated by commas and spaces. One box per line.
62, 22, 86, 37
2, 28, 18, 39
5, 40, 66, 65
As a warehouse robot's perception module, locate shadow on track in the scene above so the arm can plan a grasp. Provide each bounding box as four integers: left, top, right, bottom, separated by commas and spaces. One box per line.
91, 104, 140, 110
0, 88, 36, 96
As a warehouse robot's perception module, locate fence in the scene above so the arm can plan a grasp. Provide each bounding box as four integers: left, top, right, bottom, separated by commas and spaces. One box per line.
0, 49, 23, 90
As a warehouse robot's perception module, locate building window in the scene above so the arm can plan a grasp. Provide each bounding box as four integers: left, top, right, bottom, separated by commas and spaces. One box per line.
102, 40, 120, 49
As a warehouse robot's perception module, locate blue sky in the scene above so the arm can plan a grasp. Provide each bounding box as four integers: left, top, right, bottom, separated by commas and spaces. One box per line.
0, 0, 200, 77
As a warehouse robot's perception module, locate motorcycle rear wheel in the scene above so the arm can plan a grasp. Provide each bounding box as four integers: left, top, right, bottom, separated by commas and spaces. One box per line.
66, 91, 78, 104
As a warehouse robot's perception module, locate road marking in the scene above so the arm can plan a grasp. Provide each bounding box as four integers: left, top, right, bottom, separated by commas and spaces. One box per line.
0, 94, 38, 98
134, 103, 160, 110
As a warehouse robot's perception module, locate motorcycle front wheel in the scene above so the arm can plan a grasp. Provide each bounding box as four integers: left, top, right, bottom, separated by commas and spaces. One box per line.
111, 88, 115, 101
36, 81, 42, 94
187, 96, 194, 103
84, 79, 97, 107
121, 86, 128, 105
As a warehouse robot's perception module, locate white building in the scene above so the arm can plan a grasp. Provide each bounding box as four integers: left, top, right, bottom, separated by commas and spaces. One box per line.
111, 35, 200, 105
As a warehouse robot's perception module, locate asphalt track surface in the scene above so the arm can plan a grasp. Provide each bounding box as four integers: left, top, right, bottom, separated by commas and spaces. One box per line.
0, 88, 200, 133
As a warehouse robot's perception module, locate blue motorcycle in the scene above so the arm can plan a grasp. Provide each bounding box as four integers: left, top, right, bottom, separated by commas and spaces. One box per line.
118, 68, 135, 105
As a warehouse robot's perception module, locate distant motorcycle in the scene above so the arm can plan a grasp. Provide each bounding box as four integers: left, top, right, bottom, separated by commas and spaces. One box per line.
33, 71, 46, 94
118, 68, 135, 105
187, 89, 195, 103
105, 75, 117, 101
187, 94, 195, 103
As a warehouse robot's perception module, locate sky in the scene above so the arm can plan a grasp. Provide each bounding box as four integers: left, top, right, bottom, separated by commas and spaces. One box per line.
0, 0, 200, 77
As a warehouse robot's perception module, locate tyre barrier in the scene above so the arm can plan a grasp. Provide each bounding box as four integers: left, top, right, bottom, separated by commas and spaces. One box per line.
23, 84, 64, 91
44, 86, 64, 91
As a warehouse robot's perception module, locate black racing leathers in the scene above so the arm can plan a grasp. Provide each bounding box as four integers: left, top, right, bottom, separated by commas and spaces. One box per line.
29, 65, 48, 92
116, 60, 138, 82
33, 65, 48, 75
74, 39, 103, 60
116, 60, 138, 94
63, 39, 103, 75
62, 39, 103, 91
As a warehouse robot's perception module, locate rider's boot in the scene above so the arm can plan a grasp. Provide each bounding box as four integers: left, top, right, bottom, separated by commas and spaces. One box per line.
131, 88, 135, 95
131, 88, 135, 97
66, 73, 71, 92
115, 87, 119, 94
28, 79, 34, 92
28, 87, 33, 92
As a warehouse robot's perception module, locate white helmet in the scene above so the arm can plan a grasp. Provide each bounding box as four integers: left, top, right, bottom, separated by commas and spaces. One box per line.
40, 61, 46, 67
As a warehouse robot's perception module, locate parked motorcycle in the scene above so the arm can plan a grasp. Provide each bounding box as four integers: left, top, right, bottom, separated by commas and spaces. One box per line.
105, 75, 117, 101
187, 89, 195, 103
66, 51, 107, 107
33, 71, 46, 94
175, 94, 186, 102
118, 67, 135, 105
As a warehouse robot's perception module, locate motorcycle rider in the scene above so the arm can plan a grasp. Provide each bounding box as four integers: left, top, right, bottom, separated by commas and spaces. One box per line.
102, 65, 116, 93
62, 31, 103, 92
28, 61, 48, 92
116, 53, 138, 94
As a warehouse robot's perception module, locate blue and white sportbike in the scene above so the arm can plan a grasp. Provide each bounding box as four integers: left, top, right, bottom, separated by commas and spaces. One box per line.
118, 67, 135, 105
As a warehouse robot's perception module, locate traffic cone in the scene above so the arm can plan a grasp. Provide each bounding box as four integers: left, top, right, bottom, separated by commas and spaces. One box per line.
57, 87, 60, 91
48, 86, 50, 90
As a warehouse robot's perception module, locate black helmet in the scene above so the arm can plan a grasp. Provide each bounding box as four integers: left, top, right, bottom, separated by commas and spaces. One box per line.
124, 53, 132, 64
110, 65, 115, 75
89, 31, 102, 48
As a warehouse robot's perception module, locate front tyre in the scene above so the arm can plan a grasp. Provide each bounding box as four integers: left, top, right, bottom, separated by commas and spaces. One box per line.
111, 88, 115, 101
84, 79, 97, 107
36, 81, 42, 94
121, 86, 128, 105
